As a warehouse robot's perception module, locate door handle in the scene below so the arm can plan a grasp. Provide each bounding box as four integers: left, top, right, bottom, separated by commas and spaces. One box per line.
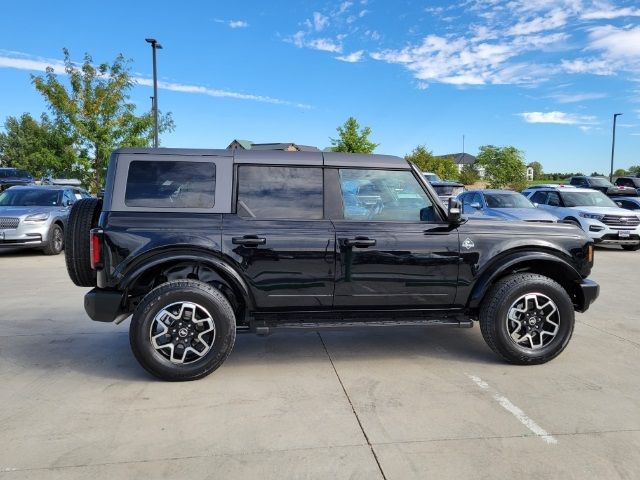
232, 236, 266, 246
343, 237, 376, 248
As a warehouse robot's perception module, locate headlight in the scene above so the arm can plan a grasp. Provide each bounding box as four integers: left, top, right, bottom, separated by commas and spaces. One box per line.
24, 212, 50, 222
579, 212, 604, 220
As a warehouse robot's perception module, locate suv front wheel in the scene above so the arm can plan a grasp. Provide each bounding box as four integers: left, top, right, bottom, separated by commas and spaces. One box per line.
129, 280, 236, 381
479, 273, 575, 365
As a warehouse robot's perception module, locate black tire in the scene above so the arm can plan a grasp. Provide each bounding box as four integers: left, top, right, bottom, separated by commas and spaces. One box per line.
42, 223, 64, 255
65, 198, 102, 287
479, 273, 575, 365
622, 244, 640, 251
129, 280, 236, 381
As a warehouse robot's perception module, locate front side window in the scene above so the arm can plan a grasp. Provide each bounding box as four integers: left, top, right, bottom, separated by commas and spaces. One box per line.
125, 161, 216, 208
530, 191, 548, 204
236, 166, 323, 219
338, 169, 434, 221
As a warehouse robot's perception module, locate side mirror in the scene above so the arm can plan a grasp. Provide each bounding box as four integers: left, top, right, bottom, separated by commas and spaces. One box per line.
448, 198, 462, 224
533, 202, 539, 208
470, 202, 481, 209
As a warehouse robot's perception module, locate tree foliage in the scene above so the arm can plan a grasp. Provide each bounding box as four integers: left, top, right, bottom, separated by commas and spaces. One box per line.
628, 165, 640, 175
405, 146, 459, 180
458, 163, 480, 185
613, 168, 627, 177
0, 113, 79, 178
330, 117, 378, 154
527, 161, 543, 179
476, 145, 527, 190
31, 48, 174, 191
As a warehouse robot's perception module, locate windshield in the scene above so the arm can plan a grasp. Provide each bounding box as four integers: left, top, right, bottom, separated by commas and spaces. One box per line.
589, 177, 613, 187
433, 185, 464, 197
0, 189, 61, 206
561, 191, 617, 208
423, 173, 441, 182
0, 169, 30, 178
485, 193, 534, 208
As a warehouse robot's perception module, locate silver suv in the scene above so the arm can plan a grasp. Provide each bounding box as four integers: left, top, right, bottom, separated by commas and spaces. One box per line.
0, 185, 91, 255
522, 186, 640, 251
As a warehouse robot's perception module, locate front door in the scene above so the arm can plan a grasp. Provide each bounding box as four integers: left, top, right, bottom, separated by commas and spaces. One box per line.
222, 164, 335, 310
329, 167, 460, 309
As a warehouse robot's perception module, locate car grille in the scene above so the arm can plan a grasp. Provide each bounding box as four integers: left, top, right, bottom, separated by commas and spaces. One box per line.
0, 217, 20, 229
601, 215, 640, 229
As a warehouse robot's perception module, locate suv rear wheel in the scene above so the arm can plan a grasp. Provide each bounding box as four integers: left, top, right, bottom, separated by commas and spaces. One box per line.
129, 280, 236, 381
479, 273, 575, 365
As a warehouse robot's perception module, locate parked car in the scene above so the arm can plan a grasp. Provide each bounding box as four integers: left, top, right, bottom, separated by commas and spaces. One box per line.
458, 189, 557, 223
41, 174, 83, 187
523, 186, 640, 250
64, 147, 599, 380
0, 185, 91, 254
0, 168, 34, 191
614, 177, 640, 195
422, 172, 441, 182
430, 180, 466, 206
524, 184, 575, 190
569, 176, 637, 197
614, 197, 640, 211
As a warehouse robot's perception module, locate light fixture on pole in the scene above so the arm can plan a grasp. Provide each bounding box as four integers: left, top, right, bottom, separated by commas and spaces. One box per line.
609, 113, 623, 181
145, 38, 163, 148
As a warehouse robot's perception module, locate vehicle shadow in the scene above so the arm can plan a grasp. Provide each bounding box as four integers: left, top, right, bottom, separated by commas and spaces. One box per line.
0, 247, 50, 257
2, 325, 497, 382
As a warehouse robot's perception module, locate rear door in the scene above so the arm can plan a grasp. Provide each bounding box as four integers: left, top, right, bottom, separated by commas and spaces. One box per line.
222, 164, 335, 310
327, 167, 460, 309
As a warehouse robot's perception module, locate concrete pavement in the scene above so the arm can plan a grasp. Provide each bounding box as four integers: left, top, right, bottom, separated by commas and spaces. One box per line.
0, 247, 638, 479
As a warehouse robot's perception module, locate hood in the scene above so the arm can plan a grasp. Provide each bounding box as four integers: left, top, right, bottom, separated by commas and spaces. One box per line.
487, 208, 557, 221
0, 205, 63, 217
566, 206, 635, 216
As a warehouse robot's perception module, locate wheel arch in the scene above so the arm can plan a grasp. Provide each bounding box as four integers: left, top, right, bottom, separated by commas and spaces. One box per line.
467, 251, 584, 312
120, 251, 253, 324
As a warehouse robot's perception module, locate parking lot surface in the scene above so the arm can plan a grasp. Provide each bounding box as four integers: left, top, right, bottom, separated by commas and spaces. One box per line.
1, 247, 639, 479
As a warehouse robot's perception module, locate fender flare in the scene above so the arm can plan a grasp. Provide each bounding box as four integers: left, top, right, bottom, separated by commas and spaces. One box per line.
119, 249, 254, 309
467, 250, 582, 310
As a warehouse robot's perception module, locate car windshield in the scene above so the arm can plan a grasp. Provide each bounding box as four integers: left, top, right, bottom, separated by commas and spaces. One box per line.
561, 191, 617, 208
0, 169, 29, 178
589, 177, 613, 187
433, 185, 464, 196
423, 173, 441, 182
485, 193, 534, 208
0, 189, 61, 206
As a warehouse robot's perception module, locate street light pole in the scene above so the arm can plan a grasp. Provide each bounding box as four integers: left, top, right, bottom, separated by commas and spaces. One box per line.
145, 38, 163, 148
610, 113, 622, 182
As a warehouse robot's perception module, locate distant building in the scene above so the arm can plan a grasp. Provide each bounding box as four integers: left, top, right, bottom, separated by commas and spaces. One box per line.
226, 140, 320, 152
435, 152, 485, 179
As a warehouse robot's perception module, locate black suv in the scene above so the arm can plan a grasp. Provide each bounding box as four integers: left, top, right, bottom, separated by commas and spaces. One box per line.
0, 168, 34, 191
569, 176, 637, 197
65, 148, 599, 381
614, 176, 640, 195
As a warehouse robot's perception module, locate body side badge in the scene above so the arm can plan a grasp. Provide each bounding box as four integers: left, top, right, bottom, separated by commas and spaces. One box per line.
462, 238, 475, 250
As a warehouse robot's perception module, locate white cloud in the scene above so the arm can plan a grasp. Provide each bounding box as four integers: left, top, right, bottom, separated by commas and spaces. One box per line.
338, 1, 352, 14
312, 12, 328, 31
549, 92, 608, 103
307, 38, 343, 53
581, 3, 640, 20
519, 111, 598, 125
0, 51, 310, 109
587, 25, 640, 58
507, 9, 568, 35
336, 50, 364, 62
228, 20, 249, 28
561, 57, 615, 75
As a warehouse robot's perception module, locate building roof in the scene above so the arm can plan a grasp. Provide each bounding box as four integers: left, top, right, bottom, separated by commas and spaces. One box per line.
436, 153, 477, 165
226, 140, 320, 152
228, 139, 253, 150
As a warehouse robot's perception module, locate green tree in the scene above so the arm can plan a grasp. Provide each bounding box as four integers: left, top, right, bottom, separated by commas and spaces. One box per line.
527, 161, 543, 180
404, 146, 459, 180
458, 163, 480, 185
476, 145, 527, 190
627, 165, 640, 175
330, 117, 378, 154
0, 113, 79, 179
613, 168, 627, 177
31, 48, 174, 191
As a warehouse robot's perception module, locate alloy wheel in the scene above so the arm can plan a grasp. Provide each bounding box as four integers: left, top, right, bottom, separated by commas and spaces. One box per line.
506, 293, 560, 350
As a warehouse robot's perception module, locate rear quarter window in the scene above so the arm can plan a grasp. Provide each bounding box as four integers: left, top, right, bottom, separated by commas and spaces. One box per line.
125, 160, 216, 208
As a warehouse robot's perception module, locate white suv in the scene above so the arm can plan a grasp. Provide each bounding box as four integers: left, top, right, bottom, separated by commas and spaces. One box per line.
522, 187, 640, 251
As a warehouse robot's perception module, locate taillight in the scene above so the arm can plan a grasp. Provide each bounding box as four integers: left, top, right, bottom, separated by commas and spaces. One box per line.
90, 228, 103, 269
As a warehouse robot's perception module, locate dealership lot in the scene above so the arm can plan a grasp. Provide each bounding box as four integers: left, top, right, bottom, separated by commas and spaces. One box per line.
0, 248, 639, 479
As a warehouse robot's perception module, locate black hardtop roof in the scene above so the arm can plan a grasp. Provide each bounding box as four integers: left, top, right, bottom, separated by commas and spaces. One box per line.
113, 147, 410, 169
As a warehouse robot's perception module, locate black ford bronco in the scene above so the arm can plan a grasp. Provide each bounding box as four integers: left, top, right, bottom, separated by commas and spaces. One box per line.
65, 148, 599, 381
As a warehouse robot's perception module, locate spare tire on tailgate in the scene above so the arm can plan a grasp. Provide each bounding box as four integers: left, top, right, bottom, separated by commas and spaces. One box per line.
65, 198, 102, 287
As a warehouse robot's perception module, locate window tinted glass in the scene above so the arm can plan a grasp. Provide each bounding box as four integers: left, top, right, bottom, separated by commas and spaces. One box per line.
339, 169, 433, 221
547, 192, 561, 206
125, 161, 215, 208
589, 177, 612, 187
0, 189, 61, 206
485, 193, 534, 208
236, 166, 323, 219
561, 191, 617, 208
530, 191, 548, 204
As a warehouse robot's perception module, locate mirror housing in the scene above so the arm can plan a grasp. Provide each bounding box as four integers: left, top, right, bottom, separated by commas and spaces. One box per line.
533, 202, 539, 208
448, 198, 462, 224
470, 202, 481, 209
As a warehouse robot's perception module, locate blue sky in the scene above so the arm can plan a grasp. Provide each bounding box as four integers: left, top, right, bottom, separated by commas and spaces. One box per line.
1, 0, 639, 173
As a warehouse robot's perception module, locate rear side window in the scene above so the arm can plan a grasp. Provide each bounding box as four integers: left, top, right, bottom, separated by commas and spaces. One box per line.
236, 166, 323, 219
125, 161, 216, 208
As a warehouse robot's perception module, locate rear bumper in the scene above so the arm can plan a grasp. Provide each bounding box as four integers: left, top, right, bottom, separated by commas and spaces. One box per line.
575, 279, 599, 313
84, 288, 128, 323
